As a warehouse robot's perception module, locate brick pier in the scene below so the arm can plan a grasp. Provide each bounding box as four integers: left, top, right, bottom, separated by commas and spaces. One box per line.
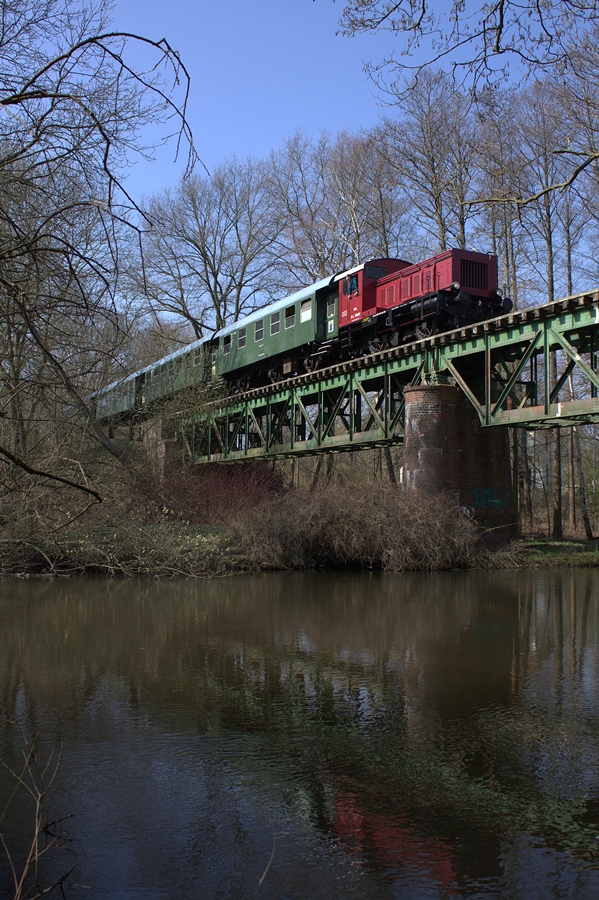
403, 384, 518, 544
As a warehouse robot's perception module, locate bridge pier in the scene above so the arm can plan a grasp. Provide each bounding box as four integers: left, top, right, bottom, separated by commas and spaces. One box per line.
403, 384, 518, 545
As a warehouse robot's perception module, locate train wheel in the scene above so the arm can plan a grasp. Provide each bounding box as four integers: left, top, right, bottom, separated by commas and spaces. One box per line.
416, 320, 439, 340
235, 374, 251, 392
368, 334, 388, 354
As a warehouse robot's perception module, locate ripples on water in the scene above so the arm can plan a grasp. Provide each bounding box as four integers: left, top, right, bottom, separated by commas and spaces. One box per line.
0, 570, 598, 898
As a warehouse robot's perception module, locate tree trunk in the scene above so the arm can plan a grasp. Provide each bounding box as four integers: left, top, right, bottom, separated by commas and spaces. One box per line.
569, 427, 576, 531
521, 431, 533, 527
549, 347, 562, 538
512, 428, 520, 535
384, 446, 397, 484
552, 427, 563, 539
310, 457, 322, 491
574, 427, 593, 539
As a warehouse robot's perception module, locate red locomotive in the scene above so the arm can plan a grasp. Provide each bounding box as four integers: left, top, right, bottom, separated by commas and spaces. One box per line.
333, 248, 509, 357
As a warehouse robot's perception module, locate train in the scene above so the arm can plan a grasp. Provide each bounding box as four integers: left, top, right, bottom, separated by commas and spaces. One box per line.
94, 248, 512, 421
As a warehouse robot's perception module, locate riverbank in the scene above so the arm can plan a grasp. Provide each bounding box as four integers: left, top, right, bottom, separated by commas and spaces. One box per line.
2, 524, 598, 578
497, 537, 599, 568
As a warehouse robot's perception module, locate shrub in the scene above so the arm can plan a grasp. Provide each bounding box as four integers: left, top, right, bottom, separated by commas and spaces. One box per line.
162, 462, 285, 525
232, 481, 480, 572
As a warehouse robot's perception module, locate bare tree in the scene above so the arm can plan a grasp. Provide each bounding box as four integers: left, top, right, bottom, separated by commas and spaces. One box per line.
268, 131, 350, 283
379, 71, 478, 252
141, 157, 280, 336
0, 0, 193, 510
339, 1, 599, 89
340, 1, 599, 200
268, 129, 415, 285
474, 89, 524, 304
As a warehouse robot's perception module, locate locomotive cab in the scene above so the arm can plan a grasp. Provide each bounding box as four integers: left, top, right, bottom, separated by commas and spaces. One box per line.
337, 258, 411, 325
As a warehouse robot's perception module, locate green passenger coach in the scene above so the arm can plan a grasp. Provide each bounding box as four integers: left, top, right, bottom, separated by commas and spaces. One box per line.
215, 275, 339, 388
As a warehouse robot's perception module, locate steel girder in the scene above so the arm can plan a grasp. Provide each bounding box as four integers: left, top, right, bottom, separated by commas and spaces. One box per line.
176, 289, 599, 464
179, 365, 407, 463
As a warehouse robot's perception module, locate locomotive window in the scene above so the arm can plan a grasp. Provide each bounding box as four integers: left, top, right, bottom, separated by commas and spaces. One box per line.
223, 334, 231, 354
300, 299, 312, 322
342, 275, 359, 296
238, 327, 247, 348
194, 347, 202, 366
255, 319, 264, 341
327, 296, 335, 318
270, 312, 280, 335
364, 265, 389, 279
285, 305, 295, 328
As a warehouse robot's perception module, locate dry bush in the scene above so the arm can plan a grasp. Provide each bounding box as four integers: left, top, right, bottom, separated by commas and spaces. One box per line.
162, 461, 285, 525
232, 481, 481, 572
0, 457, 251, 577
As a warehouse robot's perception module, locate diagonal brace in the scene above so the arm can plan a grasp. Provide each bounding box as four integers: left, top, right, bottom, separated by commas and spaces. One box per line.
549, 328, 599, 393
491, 331, 543, 418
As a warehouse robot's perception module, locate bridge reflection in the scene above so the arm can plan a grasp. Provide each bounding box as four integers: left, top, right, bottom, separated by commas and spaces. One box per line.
0, 571, 597, 896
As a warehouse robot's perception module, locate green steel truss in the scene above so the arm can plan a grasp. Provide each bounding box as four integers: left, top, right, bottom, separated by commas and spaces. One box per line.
175, 289, 599, 463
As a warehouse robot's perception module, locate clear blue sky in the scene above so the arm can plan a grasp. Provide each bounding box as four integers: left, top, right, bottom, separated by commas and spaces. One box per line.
111, 0, 401, 199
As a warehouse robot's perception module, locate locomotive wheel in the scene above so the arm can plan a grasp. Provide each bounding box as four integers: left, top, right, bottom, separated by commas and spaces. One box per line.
368, 334, 388, 354
235, 374, 251, 392
416, 319, 440, 340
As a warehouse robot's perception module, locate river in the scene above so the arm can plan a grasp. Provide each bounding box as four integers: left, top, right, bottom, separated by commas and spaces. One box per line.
0, 570, 598, 899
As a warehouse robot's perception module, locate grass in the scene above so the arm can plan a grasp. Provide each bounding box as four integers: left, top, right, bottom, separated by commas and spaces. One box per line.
498, 537, 599, 568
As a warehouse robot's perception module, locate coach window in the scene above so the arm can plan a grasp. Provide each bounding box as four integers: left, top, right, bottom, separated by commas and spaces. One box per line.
194, 347, 202, 366
153, 367, 159, 381
300, 298, 312, 322
285, 305, 295, 329
327, 295, 335, 318
270, 311, 280, 335
238, 327, 247, 348
223, 334, 231, 354
185, 353, 192, 369
168, 360, 174, 377
160, 364, 166, 379
255, 319, 264, 341
176, 357, 183, 374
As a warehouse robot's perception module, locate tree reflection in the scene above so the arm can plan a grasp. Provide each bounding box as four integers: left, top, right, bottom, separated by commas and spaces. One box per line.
0, 571, 598, 895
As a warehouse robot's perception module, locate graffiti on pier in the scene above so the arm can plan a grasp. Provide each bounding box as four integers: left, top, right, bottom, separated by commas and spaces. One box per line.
471, 487, 511, 510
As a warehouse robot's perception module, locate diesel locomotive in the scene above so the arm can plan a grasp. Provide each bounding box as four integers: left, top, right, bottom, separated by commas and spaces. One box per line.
95, 248, 511, 421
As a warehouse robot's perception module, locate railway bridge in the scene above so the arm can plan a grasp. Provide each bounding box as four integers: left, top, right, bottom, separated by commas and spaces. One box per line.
135, 289, 599, 541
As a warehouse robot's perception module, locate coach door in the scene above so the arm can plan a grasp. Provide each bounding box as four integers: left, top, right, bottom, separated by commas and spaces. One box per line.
135, 372, 145, 409
316, 286, 338, 341
315, 287, 328, 341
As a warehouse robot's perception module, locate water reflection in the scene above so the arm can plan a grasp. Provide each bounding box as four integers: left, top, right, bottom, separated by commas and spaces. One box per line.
0, 571, 598, 898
